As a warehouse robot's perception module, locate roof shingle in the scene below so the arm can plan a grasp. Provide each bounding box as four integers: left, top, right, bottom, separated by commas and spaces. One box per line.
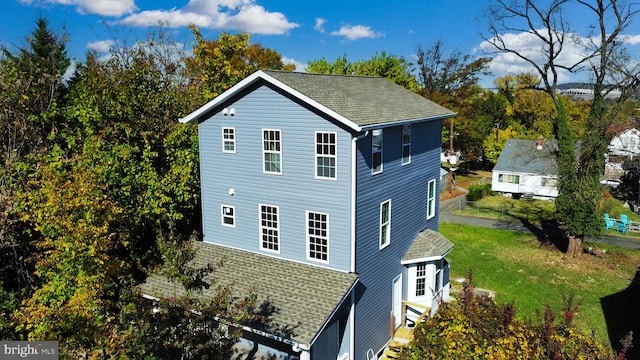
141, 241, 359, 347
263, 70, 456, 127
401, 229, 454, 264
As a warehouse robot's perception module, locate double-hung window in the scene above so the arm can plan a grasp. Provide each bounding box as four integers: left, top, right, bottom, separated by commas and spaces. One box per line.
402, 124, 411, 165
316, 132, 337, 179
221, 205, 235, 227
427, 179, 436, 219
372, 129, 383, 174
379, 200, 391, 249
222, 127, 236, 153
307, 211, 329, 262
259, 204, 279, 252
263, 129, 282, 174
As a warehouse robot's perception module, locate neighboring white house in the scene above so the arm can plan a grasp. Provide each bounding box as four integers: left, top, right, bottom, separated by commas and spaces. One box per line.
491, 138, 559, 199
605, 128, 640, 178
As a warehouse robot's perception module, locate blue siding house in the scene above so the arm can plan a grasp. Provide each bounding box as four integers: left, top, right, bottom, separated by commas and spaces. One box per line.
142, 70, 456, 359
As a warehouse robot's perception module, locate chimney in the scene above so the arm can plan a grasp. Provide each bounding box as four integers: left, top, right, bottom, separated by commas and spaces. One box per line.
537, 136, 544, 150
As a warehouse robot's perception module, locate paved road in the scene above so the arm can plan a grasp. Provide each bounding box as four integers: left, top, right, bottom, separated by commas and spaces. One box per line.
439, 195, 640, 250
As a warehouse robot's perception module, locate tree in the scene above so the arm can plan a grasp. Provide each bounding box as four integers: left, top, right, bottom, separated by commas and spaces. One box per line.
416, 40, 492, 105
0, 18, 71, 341
307, 52, 420, 91
484, 0, 640, 256
400, 273, 624, 359
184, 26, 295, 102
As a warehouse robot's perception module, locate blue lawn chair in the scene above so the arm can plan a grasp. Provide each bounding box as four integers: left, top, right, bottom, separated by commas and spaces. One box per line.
604, 213, 616, 229
618, 214, 629, 233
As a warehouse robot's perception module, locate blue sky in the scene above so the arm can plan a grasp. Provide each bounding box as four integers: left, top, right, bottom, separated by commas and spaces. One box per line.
3, 0, 640, 87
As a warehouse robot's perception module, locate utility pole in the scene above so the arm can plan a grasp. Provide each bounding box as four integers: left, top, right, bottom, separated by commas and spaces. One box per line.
449, 119, 455, 196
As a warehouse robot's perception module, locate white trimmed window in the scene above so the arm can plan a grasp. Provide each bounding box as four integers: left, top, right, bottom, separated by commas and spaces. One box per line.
307, 211, 329, 262
415, 263, 427, 296
427, 179, 436, 219
402, 124, 411, 165
263, 129, 282, 174
379, 200, 391, 249
221, 205, 235, 227
222, 127, 236, 153
259, 204, 279, 252
372, 129, 383, 174
498, 174, 519, 184
316, 132, 337, 179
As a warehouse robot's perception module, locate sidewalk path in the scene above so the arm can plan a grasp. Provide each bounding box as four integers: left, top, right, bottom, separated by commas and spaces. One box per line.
439, 191, 640, 250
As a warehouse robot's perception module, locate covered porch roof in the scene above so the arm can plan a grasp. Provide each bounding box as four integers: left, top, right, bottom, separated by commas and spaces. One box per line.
401, 229, 454, 265
141, 241, 359, 349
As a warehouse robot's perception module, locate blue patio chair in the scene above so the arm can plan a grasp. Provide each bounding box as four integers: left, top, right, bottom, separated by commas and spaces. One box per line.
618, 214, 629, 233
604, 213, 616, 229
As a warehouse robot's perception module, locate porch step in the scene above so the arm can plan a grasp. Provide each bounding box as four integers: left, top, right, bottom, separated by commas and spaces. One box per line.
382, 349, 400, 359
393, 327, 413, 344
522, 192, 534, 201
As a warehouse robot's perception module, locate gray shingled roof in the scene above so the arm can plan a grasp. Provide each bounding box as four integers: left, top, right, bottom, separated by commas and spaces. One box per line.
493, 138, 559, 175
141, 241, 359, 347
401, 229, 454, 264
263, 70, 455, 127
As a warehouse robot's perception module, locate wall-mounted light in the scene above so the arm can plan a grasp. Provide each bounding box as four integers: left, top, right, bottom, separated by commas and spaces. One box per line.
222, 108, 229, 116
229, 108, 236, 116
228, 188, 235, 196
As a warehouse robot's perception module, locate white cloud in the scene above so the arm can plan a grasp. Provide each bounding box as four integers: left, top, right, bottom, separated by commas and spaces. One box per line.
475, 30, 591, 83
621, 34, 640, 45
20, 0, 137, 16
117, 0, 299, 35
281, 56, 306, 72
87, 39, 115, 53
314, 18, 326, 33
330, 24, 383, 40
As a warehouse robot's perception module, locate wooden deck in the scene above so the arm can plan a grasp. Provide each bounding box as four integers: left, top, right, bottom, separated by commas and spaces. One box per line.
380, 301, 430, 359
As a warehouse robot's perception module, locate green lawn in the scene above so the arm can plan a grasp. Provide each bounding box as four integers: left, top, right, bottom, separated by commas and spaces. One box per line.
440, 222, 640, 348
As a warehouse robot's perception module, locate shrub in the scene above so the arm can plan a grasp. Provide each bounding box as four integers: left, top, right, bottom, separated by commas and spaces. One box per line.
399, 272, 621, 360
466, 183, 493, 202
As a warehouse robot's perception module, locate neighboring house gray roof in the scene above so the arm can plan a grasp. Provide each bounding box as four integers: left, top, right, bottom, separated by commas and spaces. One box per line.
141, 241, 359, 348
180, 70, 456, 131
401, 229, 454, 264
493, 138, 558, 175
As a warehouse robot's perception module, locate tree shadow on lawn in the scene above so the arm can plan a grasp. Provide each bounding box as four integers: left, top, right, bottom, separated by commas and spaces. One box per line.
518, 218, 569, 253
600, 268, 640, 359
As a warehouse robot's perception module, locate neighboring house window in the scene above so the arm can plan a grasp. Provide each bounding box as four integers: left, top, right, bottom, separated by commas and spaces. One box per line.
541, 177, 557, 187
402, 124, 411, 165
259, 204, 279, 252
498, 174, 520, 184
415, 263, 427, 296
221, 205, 235, 227
222, 127, 236, 153
307, 211, 329, 262
427, 179, 436, 220
372, 129, 383, 174
379, 200, 391, 249
316, 132, 337, 179
263, 129, 282, 174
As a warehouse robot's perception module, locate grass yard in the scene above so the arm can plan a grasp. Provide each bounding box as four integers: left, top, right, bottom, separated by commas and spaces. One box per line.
440, 222, 640, 349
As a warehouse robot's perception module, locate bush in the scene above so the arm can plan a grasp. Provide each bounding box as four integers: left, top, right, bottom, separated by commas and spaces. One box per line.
466, 183, 493, 202
399, 272, 624, 360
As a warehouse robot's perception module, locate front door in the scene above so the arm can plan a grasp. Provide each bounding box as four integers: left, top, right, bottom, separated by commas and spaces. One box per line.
392, 274, 402, 328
